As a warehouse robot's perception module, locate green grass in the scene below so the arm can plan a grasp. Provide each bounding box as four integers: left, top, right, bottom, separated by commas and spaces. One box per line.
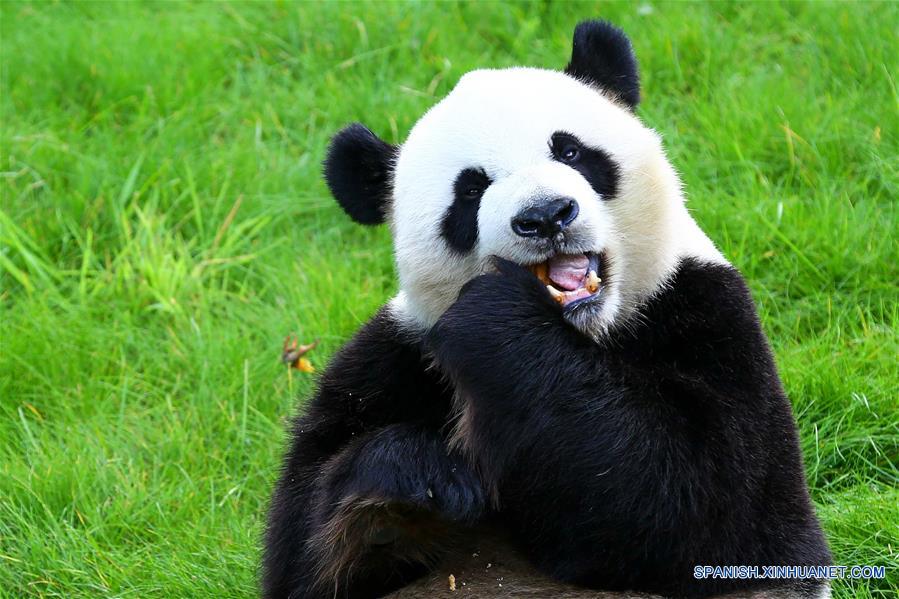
1, 1, 896, 597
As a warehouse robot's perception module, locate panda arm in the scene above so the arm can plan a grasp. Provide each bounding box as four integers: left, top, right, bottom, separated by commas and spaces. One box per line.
425, 260, 610, 485
263, 308, 485, 599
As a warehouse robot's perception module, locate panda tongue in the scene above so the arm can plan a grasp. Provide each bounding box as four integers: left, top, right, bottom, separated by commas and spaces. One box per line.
547, 254, 589, 291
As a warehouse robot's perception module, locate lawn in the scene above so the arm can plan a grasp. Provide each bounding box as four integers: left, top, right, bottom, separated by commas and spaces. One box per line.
1, 1, 896, 597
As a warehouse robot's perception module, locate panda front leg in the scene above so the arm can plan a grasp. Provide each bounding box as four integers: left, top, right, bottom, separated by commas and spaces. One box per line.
266, 422, 484, 599
306, 422, 486, 596
263, 309, 486, 599
426, 259, 596, 490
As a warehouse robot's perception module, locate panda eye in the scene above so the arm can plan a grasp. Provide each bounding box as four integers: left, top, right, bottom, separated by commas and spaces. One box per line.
464, 185, 484, 199
454, 167, 491, 203
550, 133, 586, 166
559, 144, 580, 163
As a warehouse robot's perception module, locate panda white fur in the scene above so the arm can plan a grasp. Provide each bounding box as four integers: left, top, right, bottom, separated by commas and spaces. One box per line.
263, 20, 831, 599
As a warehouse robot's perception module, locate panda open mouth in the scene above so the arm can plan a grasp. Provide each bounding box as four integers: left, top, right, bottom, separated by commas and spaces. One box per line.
528, 252, 603, 308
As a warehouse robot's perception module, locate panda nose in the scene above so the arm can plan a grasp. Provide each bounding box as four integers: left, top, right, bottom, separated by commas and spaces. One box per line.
511, 198, 579, 238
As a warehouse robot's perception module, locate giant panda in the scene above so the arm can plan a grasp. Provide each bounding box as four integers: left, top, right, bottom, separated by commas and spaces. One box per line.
263, 20, 831, 599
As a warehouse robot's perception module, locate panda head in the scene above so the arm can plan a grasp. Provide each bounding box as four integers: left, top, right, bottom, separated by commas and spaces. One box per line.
323, 20, 724, 339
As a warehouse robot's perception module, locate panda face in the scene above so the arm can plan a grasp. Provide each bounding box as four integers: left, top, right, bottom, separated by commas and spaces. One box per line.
324, 22, 724, 339
392, 67, 658, 335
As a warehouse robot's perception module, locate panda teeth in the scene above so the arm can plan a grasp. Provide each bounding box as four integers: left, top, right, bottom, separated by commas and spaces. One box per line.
532, 262, 551, 285
546, 285, 565, 303
586, 270, 601, 293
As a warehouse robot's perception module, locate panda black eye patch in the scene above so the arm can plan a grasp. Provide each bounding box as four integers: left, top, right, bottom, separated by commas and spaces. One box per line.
441, 167, 491, 253
549, 132, 620, 200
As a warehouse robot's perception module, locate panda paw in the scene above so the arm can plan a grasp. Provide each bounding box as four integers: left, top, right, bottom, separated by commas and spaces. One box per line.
315, 423, 486, 526
456, 257, 563, 317
430, 257, 563, 347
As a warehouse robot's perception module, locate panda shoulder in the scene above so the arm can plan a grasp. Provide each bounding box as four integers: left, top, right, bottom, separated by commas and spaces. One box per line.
663, 256, 760, 325
638, 255, 772, 358
319, 302, 426, 391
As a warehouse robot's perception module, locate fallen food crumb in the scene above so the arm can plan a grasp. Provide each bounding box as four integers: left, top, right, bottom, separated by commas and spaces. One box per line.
448, 574, 456, 591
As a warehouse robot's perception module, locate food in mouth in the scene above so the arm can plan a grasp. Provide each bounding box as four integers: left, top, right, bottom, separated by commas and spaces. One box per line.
529, 252, 602, 307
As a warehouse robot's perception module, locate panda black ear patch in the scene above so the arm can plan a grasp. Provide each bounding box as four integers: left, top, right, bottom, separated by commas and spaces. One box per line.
323, 123, 398, 225
564, 20, 640, 109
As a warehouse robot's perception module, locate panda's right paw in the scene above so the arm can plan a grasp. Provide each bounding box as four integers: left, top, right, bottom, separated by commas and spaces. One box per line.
315, 423, 486, 526
304, 424, 485, 591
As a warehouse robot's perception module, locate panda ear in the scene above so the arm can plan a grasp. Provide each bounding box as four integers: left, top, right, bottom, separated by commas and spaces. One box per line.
564, 20, 640, 110
323, 123, 398, 225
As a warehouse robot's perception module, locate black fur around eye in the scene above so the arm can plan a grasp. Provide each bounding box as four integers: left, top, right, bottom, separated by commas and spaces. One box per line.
442, 167, 492, 253
549, 131, 620, 201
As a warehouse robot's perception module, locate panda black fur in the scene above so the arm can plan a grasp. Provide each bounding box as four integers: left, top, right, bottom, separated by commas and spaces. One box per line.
263, 20, 831, 599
